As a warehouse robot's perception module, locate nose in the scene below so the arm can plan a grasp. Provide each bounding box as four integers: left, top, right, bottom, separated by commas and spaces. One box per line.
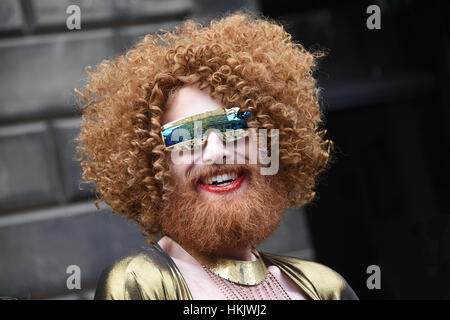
200, 130, 231, 164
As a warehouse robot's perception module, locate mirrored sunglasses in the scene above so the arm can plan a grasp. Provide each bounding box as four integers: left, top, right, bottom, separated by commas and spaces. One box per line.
161, 107, 252, 151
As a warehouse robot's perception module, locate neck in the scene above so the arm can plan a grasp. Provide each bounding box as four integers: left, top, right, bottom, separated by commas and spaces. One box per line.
215, 246, 257, 261
158, 236, 256, 263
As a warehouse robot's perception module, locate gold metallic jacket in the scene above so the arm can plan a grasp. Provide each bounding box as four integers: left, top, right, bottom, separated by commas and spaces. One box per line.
94, 244, 358, 300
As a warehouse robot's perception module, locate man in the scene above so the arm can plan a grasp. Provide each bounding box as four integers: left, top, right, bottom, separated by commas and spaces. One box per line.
77, 13, 358, 300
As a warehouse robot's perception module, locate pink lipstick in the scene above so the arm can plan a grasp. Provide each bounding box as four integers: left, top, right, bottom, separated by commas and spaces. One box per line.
196, 172, 247, 194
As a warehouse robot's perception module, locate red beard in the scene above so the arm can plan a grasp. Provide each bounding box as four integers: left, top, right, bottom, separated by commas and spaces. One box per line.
160, 163, 290, 255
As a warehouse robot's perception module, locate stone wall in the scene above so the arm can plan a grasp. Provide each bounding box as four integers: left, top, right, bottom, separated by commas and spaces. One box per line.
0, 0, 315, 300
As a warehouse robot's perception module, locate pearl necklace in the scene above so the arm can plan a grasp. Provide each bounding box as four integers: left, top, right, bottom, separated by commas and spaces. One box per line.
203, 267, 292, 300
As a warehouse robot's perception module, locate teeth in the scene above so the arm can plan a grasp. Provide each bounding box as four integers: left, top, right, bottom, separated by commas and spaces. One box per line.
204, 172, 239, 185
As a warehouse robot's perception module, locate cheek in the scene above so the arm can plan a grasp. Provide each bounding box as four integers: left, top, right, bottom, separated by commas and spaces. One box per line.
235, 136, 258, 163
247, 136, 258, 160
232, 135, 259, 166
168, 152, 192, 182
167, 149, 195, 166
169, 163, 189, 186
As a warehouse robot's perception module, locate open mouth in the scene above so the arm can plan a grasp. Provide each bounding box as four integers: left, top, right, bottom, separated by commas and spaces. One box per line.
196, 170, 247, 194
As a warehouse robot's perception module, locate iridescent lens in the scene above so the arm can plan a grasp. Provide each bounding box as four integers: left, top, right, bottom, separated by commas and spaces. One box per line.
162, 111, 251, 150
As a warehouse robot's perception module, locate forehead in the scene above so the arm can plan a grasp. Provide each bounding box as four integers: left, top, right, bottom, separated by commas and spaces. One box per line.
162, 86, 223, 126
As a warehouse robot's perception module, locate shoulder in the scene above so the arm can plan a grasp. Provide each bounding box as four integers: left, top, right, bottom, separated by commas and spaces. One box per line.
94, 246, 183, 300
260, 252, 359, 300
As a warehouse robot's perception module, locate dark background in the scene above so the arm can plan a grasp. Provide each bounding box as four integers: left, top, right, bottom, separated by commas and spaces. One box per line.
259, 0, 450, 299
0, 0, 448, 299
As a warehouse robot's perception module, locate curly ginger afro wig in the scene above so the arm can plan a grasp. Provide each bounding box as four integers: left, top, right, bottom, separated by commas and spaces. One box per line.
76, 12, 331, 242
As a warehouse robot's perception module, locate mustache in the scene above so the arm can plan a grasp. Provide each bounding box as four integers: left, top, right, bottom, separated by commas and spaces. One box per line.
186, 163, 254, 186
